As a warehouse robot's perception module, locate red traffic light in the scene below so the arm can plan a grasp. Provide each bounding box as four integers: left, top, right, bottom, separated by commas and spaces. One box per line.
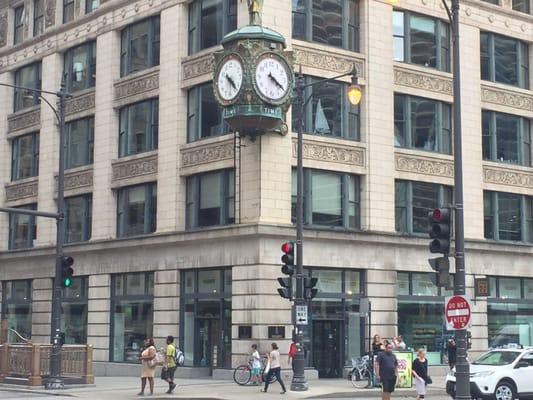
281, 242, 294, 253
429, 208, 450, 223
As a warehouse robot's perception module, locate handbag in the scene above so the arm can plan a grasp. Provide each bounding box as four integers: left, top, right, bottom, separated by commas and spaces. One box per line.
426, 376, 432, 385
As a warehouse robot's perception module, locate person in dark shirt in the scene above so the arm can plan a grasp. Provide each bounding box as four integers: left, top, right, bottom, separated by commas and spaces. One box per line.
446, 338, 457, 370
372, 334, 384, 353
375, 342, 398, 400
412, 349, 429, 400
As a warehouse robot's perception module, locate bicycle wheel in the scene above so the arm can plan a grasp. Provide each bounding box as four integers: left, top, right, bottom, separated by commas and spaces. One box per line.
351, 369, 370, 389
233, 365, 252, 386
261, 370, 277, 384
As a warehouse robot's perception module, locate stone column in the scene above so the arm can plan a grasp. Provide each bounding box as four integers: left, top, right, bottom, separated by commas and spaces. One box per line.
367, 269, 397, 342
87, 274, 111, 362
153, 270, 179, 349
0, 72, 13, 251
31, 278, 52, 343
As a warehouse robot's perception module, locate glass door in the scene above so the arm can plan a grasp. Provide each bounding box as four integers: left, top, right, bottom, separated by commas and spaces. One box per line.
196, 319, 221, 369
312, 320, 343, 378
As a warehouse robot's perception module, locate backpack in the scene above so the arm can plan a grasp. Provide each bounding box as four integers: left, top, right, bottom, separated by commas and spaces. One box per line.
174, 346, 185, 366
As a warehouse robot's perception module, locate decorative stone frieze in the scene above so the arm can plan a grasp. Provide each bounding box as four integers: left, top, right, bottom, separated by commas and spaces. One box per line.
483, 165, 533, 189
481, 85, 533, 113
395, 153, 454, 177
45, 0, 56, 27
65, 90, 95, 116
114, 69, 159, 102
292, 139, 365, 167
0, 11, 7, 48
112, 153, 158, 182
5, 179, 38, 202
181, 141, 234, 168
293, 45, 365, 78
394, 66, 452, 95
182, 53, 214, 80
63, 168, 93, 191
7, 107, 41, 134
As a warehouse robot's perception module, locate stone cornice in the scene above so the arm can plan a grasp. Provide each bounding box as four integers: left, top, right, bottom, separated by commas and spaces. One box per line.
111, 152, 158, 186
114, 68, 159, 105
483, 164, 533, 189
394, 65, 453, 96
182, 51, 215, 81
181, 139, 234, 168
481, 84, 533, 114
54, 166, 93, 193
5, 177, 38, 202
395, 151, 454, 178
7, 106, 41, 135
292, 137, 365, 167
65, 89, 95, 118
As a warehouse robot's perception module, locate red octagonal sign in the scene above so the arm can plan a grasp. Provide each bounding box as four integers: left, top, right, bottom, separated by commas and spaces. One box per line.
445, 295, 472, 331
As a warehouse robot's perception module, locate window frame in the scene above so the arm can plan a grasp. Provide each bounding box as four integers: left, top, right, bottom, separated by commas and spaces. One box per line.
33, 0, 44, 37
2, 280, 32, 339
8, 204, 37, 250
64, 41, 96, 93
120, 16, 160, 77
11, 132, 39, 181
512, 0, 531, 13
13, 62, 42, 112
85, 0, 100, 13
484, 190, 533, 243
14, 5, 24, 45
63, 0, 75, 23
65, 116, 94, 169
118, 99, 158, 158
64, 194, 92, 244
187, 82, 229, 142
116, 183, 157, 238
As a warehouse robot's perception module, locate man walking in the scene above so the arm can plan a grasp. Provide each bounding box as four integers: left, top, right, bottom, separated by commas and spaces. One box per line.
163, 335, 177, 394
375, 342, 398, 400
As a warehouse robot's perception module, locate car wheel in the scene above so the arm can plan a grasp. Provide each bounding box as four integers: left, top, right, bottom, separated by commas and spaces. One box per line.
494, 381, 517, 400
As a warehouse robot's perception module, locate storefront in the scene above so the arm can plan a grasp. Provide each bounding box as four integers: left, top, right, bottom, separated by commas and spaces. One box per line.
181, 268, 232, 369
2, 280, 32, 340
61, 276, 88, 344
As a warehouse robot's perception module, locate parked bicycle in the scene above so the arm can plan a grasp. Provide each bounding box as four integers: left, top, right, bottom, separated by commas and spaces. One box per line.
233, 356, 277, 386
350, 354, 372, 389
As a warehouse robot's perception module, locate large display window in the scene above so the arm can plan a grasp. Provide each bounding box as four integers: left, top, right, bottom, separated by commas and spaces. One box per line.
61, 277, 88, 344
2, 280, 32, 340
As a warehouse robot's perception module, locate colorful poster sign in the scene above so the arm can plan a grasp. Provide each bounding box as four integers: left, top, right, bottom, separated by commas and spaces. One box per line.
395, 351, 413, 388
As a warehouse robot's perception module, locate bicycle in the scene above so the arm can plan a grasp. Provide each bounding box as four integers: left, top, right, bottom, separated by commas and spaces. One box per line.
350, 355, 372, 389
233, 357, 278, 386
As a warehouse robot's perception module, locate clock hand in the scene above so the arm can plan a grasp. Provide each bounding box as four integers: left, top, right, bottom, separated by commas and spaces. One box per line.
225, 74, 237, 90
268, 73, 284, 91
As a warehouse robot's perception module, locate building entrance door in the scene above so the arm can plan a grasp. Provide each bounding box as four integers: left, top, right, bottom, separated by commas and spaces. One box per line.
312, 320, 343, 378
196, 319, 221, 369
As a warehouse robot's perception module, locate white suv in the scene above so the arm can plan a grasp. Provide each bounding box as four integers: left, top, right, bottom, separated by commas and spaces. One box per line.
446, 348, 533, 400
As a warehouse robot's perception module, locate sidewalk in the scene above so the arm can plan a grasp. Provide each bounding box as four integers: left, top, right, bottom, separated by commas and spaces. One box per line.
0, 375, 449, 400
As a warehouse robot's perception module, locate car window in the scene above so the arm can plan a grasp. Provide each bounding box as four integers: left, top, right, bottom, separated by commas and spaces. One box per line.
520, 353, 533, 367
474, 351, 521, 365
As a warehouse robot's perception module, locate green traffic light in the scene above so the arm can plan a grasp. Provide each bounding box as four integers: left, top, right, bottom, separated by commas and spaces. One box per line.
63, 278, 73, 288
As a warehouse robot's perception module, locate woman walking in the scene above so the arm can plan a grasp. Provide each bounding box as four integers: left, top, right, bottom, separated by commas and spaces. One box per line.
138, 338, 157, 396
412, 349, 430, 400
261, 343, 287, 394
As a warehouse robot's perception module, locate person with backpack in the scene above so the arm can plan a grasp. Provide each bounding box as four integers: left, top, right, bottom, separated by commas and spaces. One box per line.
162, 336, 177, 394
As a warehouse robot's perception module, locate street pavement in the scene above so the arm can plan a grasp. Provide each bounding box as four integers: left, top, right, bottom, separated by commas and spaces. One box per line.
0, 374, 451, 400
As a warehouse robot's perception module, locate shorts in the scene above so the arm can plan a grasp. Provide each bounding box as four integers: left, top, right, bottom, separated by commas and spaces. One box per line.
166, 366, 176, 381
252, 367, 260, 376
381, 376, 397, 393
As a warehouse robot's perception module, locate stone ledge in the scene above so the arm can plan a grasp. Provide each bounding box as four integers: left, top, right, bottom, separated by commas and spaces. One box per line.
291, 137, 365, 167
182, 50, 215, 81
181, 139, 234, 169
7, 106, 41, 135
394, 64, 453, 96
481, 83, 533, 115
113, 67, 159, 106
111, 151, 158, 188
65, 88, 96, 119
54, 166, 94, 196
483, 163, 533, 189
395, 150, 454, 178
5, 177, 39, 203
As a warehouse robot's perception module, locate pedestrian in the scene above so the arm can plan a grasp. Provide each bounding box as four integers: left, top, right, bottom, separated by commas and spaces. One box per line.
446, 338, 457, 370
412, 349, 430, 400
138, 338, 156, 396
375, 342, 398, 400
250, 344, 262, 385
162, 335, 177, 394
288, 340, 297, 372
372, 334, 384, 353
261, 342, 287, 394
393, 335, 406, 350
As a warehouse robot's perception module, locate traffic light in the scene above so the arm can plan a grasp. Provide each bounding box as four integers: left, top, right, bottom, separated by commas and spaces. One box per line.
60, 255, 74, 288
277, 277, 292, 299
278, 242, 295, 299
304, 277, 318, 300
428, 208, 451, 255
428, 256, 451, 288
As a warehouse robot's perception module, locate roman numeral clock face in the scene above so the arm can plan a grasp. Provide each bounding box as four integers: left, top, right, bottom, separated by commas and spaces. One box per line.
254, 53, 291, 104
215, 55, 244, 103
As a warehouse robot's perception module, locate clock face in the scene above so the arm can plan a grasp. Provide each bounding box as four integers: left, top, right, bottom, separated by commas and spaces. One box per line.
254, 54, 291, 104
215, 55, 244, 103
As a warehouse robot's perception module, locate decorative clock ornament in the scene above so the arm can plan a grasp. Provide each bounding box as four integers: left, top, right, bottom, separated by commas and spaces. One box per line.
254, 52, 292, 105
214, 54, 244, 104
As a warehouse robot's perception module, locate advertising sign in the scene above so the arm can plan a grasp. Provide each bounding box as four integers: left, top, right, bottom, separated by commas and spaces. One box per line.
395, 351, 413, 388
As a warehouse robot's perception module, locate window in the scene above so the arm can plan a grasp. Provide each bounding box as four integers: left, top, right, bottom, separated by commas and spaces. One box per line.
65, 117, 94, 169
86, 0, 99, 13
64, 42, 96, 93
14, 62, 42, 112
63, 0, 74, 23
484, 191, 533, 243
393, 10, 450, 72
482, 0, 499, 3
120, 16, 160, 77
512, 0, 530, 13
395, 180, 452, 235
111, 272, 154, 362
61, 277, 88, 344
14, 6, 24, 45
33, 0, 44, 37
119, 99, 158, 157
11, 132, 39, 181
8, 204, 37, 250
292, 169, 360, 229
65, 195, 92, 243
292, 76, 360, 140
2, 280, 32, 340
117, 183, 157, 237
395, 94, 452, 154
186, 170, 234, 229
188, 0, 237, 54
187, 83, 229, 142
292, 0, 359, 52
482, 111, 531, 166
481, 32, 529, 89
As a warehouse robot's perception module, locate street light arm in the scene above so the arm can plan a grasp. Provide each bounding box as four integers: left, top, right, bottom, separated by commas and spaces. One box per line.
441, 0, 454, 29
297, 67, 358, 90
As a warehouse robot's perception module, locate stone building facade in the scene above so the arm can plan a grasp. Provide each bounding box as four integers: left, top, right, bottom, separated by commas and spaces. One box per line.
0, 0, 532, 378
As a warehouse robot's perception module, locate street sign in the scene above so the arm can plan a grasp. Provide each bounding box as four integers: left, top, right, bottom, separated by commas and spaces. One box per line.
445, 295, 472, 330
295, 305, 308, 325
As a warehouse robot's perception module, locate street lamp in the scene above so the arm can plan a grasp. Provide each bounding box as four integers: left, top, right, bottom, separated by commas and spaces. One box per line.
291, 65, 361, 392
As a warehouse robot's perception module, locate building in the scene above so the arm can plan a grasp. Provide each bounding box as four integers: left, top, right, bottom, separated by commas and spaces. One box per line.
0, 0, 531, 378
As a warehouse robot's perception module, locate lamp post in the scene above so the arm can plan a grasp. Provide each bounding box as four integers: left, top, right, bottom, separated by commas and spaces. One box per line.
0, 77, 70, 389
292, 67, 361, 391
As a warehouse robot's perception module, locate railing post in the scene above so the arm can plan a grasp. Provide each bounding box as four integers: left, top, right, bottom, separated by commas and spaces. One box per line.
0, 320, 8, 343
84, 345, 94, 384
0, 344, 6, 382
29, 344, 42, 386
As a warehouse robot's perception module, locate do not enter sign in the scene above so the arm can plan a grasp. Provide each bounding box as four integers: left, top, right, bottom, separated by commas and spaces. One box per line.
445, 295, 472, 330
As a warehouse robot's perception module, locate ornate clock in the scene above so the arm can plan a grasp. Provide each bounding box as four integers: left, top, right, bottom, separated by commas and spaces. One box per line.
214, 54, 244, 105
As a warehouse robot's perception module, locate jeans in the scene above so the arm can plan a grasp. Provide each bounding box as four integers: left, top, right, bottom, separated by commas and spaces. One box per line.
264, 367, 286, 392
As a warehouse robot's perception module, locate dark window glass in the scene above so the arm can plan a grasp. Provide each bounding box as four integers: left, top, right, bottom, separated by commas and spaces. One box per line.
61, 277, 88, 344
480, 32, 529, 89
8, 204, 37, 250
119, 99, 158, 157
3, 281, 32, 340
187, 83, 229, 142
14, 6, 24, 45
482, 0, 499, 3
512, 0, 530, 12
65, 195, 92, 243
117, 183, 157, 237
33, 0, 44, 37
11, 132, 39, 181
186, 170, 234, 229
394, 94, 451, 154
120, 16, 160, 77
484, 191, 533, 243
393, 10, 450, 72
188, 0, 237, 54
65, 117, 94, 169
14, 62, 42, 112
86, 0, 99, 13
63, 0, 75, 23
64, 41, 96, 92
